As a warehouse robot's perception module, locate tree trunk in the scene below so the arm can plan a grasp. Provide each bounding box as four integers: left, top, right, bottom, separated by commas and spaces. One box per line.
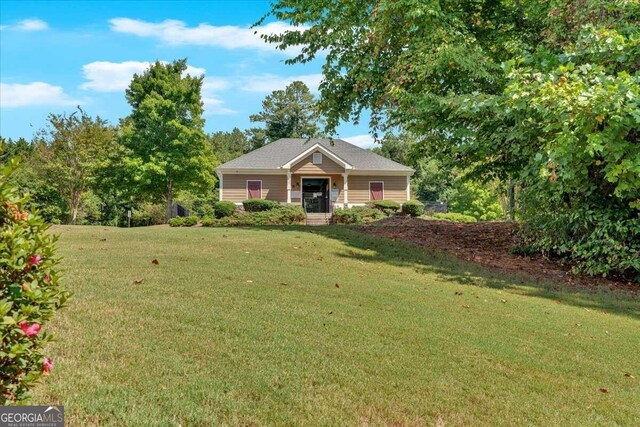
69, 190, 81, 225
508, 179, 516, 221
165, 180, 173, 223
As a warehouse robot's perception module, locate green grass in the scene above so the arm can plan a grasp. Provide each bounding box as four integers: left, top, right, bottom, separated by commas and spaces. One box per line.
33, 225, 639, 426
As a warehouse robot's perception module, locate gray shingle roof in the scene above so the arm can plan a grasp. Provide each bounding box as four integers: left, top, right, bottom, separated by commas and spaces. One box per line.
217, 138, 413, 173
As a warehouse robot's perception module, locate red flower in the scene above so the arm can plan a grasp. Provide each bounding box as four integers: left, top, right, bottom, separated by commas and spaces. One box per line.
28, 255, 42, 265
44, 274, 51, 282
19, 321, 41, 337
42, 358, 53, 375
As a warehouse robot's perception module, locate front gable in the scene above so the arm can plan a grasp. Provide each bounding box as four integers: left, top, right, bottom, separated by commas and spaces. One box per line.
290, 150, 345, 174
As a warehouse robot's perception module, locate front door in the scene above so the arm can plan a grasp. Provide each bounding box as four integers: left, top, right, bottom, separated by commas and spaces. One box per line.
302, 178, 330, 213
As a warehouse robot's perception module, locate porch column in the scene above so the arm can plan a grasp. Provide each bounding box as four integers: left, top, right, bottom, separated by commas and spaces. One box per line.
342, 172, 349, 208
216, 171, 224, 201
406, 175, 410, 201
286, 171, 292, 204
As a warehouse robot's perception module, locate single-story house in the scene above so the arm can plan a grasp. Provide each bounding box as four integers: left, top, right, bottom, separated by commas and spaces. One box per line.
215, 138, 414, 213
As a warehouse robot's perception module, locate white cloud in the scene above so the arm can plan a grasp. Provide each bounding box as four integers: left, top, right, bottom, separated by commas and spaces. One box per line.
16, 19, 48, 31
109, 18, 304, 54
1, 19, 49, 31
80, 61, 209, 92
203, 97, 236, 115
0, 82, 80, 107
343, 134, 377, 149
239, 73, 323, 93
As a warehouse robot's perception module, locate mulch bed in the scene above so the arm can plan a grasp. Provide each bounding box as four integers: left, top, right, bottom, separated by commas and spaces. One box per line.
357, 216, 639, 293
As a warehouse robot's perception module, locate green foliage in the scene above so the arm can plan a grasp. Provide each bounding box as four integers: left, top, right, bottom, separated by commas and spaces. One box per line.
402, 200, 424, 217
203, 205, 305, 226
130, 203, 166, 227
242, 199, 280, 212
169, 216, 198, 227
200, 216, 215, 227
333, 206, 386, 224
443, 181, 504, 221
0, 160, 71, 404
121, 59, 218, 221
430, 212, 478, 223
521, 189, 640, 279
213, 201, 236, 218
247, 81, 323, 147
168, 217, 184, 227
370, 200, 401, 212
208, 128, 251, 164
36, 108, 117, 224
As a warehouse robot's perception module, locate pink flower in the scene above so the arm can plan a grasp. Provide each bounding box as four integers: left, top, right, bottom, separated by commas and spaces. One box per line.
28, 255, 42, 265
19, 321, 41, 337
42, 358, 53, 375
44, 274, 51, 282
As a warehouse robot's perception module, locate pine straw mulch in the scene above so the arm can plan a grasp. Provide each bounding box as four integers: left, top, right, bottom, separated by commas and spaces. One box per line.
356, 216, 639, 293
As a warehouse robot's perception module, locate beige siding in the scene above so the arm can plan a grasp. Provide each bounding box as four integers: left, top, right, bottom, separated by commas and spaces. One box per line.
221, 174, 287, 203
348, 175, 408, 204
291, 152, 345, 174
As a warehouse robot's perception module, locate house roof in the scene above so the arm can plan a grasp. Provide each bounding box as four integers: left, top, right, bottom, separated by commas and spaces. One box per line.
216, 138, 414, 174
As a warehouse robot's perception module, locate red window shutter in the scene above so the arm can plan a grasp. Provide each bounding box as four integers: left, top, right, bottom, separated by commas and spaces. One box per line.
248, 181, 261, 199
370, 182, 383, 200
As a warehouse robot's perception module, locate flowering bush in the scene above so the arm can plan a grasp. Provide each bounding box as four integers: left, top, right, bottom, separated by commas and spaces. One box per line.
1, 159, 71, 404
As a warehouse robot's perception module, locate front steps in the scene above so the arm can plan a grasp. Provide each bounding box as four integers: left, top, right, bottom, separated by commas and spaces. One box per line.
305, 213, 332, 226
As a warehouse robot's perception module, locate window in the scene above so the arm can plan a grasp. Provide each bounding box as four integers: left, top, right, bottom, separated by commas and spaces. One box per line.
247, 180, 262, 199
312, 152, 323, 164
369, 182, 384, 201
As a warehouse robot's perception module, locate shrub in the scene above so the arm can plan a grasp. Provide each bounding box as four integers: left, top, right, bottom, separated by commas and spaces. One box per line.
521, 192, 640, 279
199, 205, 215, 219
334, 206, 386, 224
182, 215, 198, 226
203, 205, 305, 226
1, 160, 71, 404
402, 200, 424, 217
370, 200, 401, 212
130, 203, 166, 227
242, 199, 280, 212
200, 216, 215, 227
169, 216, 198, 227
431, 212, 478, 223
213, 201, 236, 218
168, 217, 184, 227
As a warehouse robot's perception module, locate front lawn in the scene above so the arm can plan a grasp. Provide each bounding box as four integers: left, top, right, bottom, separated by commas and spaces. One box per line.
34, 225, 639, 426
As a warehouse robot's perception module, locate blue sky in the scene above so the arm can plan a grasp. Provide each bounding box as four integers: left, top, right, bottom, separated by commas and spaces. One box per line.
0, 0, 374, 147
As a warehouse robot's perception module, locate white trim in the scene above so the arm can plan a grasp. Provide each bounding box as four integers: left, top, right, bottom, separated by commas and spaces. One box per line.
342, 172, 349, 208
246, 179, 263, 199
301, 176, 332, 213
286, 171, 292, 204
349, 170, 414, 176
406, 175, 410, 201
217, 172, 224, 201
216, 168, 288, 175
283, 144, 353, 170
369, 181, 384, 201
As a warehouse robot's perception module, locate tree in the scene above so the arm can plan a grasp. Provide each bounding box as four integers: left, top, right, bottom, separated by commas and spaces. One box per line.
263, 0, 640, 278
208, 128, 251, 163
247, 80, 323, 147
35, 109, 116, 224
121, 59, 217, 221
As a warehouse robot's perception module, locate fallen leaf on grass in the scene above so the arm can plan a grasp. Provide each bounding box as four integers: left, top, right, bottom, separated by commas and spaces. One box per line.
455, 291, 463, 296
335, 283, 340, 288
151, 259, 159, 265
133, 278, 144, 284
500, 299, 507, 303
599, 387, 609, 393
246, 280, 253, 283
99, 238, 107, 242
624, 372, 634, 378
280, 282, 288, 286
328, 311, 333, 315
462, 304, 470, 309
